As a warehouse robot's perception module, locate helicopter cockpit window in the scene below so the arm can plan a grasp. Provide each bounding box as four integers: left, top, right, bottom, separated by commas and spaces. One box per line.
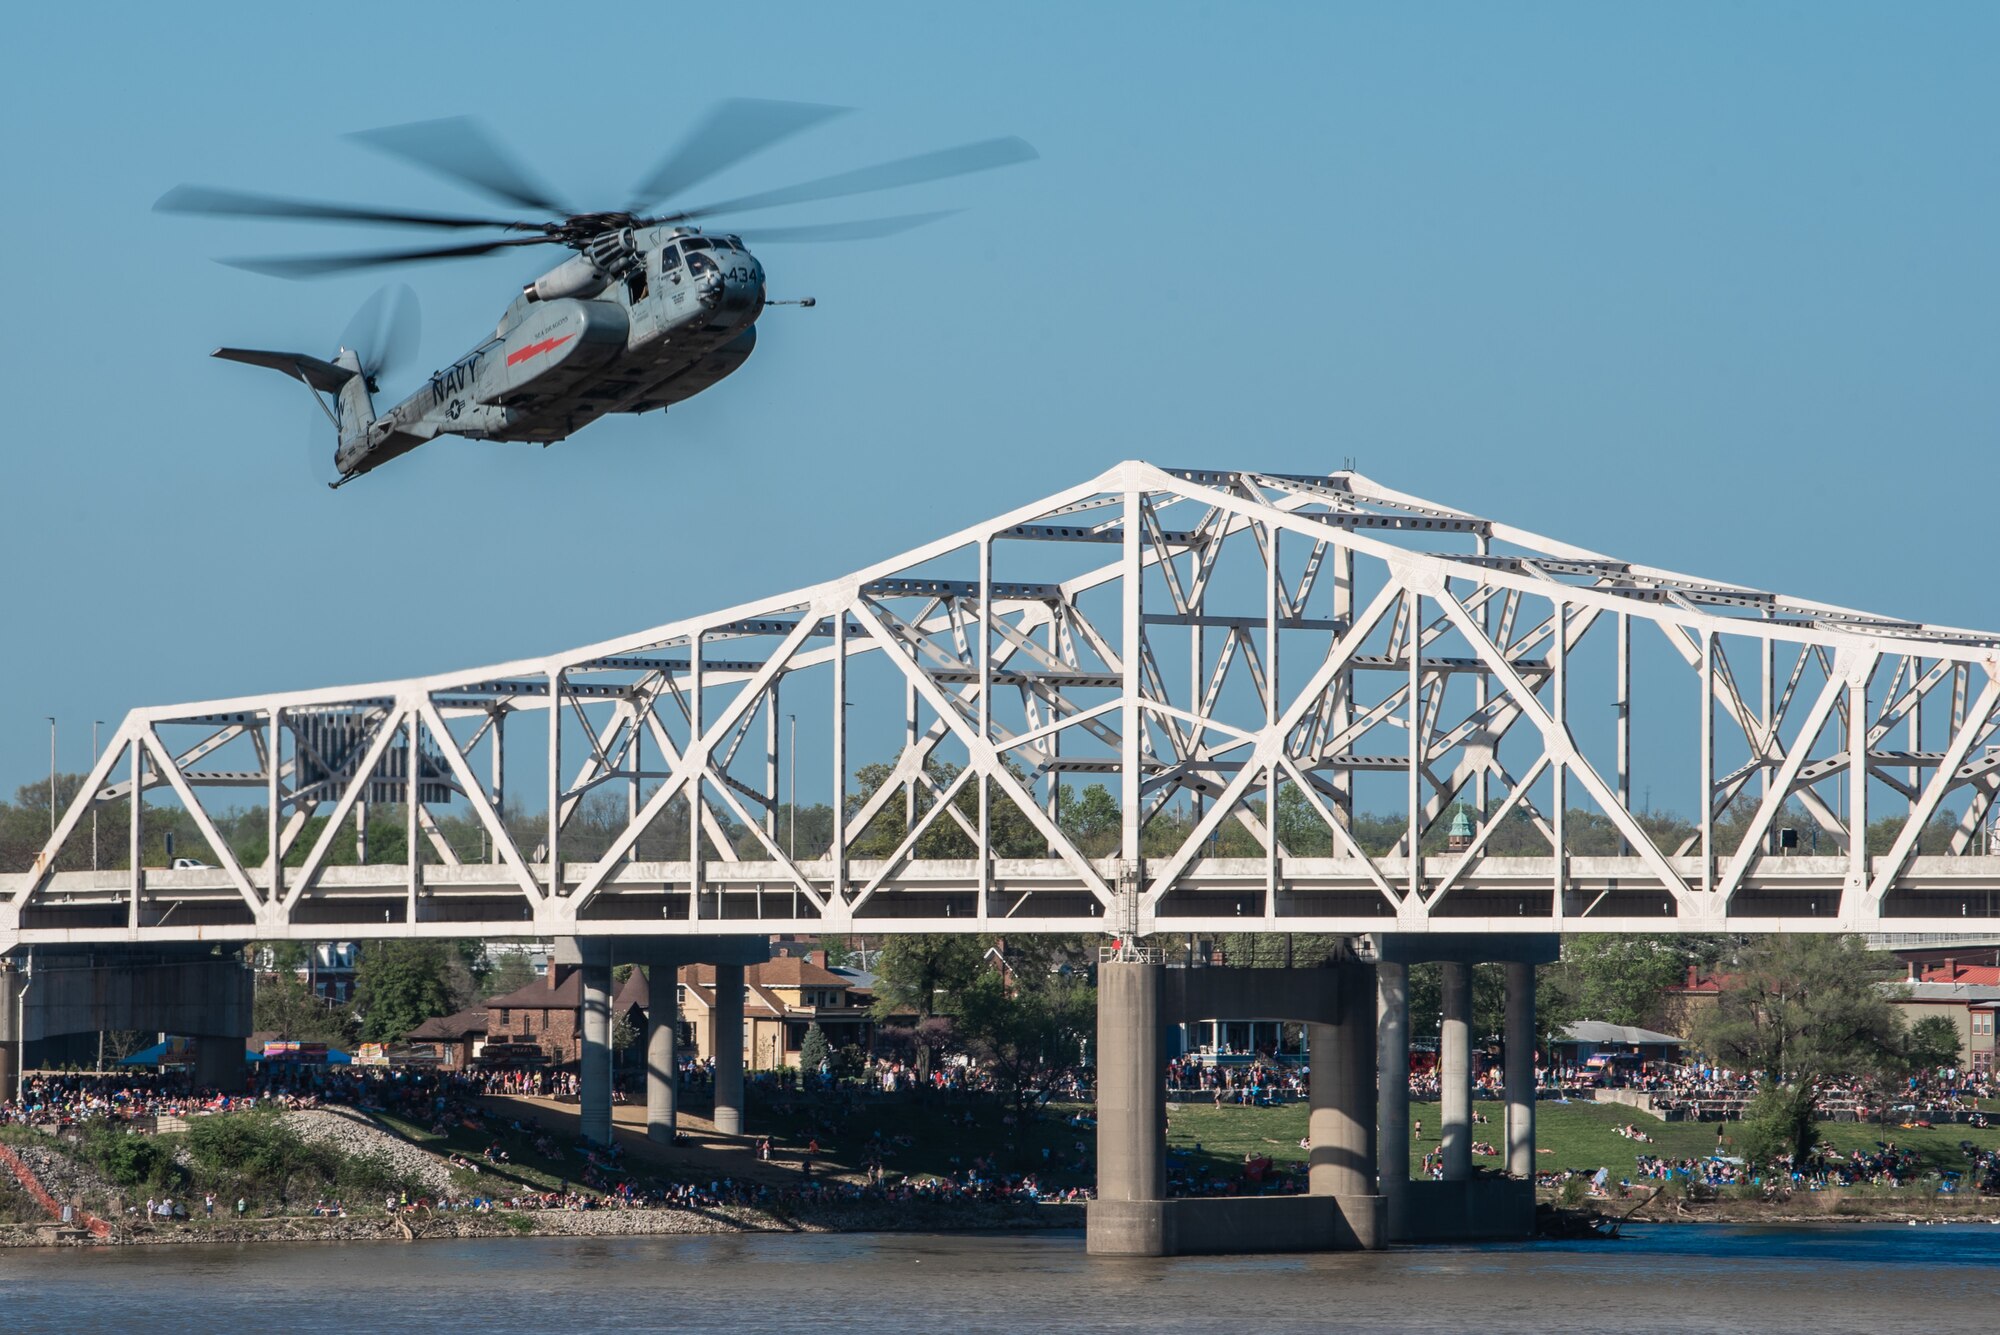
683, 237, 711, 251
660, 244, 681, 273
724, 236, 744, 250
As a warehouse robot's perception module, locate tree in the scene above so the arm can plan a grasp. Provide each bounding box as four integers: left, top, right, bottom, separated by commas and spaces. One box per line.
352, 940, 476, 1043
1545, 935, 1720, 1030
956, 972, 1094, 1126
1059, 783, 1121, 857
480, 952, 537, 998
253, 972, 352, 1046
1689, 934, 1904, 1165
799, 1022, 832, 1079
870, 936, 986, 1078
1902, 1014, 1963, 1072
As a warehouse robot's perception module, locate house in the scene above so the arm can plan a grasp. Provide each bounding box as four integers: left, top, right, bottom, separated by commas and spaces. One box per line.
1888, 973, 2000, 1073
479, 964, 650, 1068
407, 1007, 489, 1069
252, 941, 360, 1003
676, 953, 878, 1071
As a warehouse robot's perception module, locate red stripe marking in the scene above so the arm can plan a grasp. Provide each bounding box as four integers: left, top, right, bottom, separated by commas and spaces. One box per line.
506, 333, 576, 367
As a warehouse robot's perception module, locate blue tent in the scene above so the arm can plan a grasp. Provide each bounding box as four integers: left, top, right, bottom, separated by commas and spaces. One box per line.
253, 1046, 353, 1066
120, 1041, 345, 1065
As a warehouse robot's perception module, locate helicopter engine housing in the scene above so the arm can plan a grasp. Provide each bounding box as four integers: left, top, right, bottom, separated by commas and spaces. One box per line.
523, 229, 642, 303
524, 253, 613, 303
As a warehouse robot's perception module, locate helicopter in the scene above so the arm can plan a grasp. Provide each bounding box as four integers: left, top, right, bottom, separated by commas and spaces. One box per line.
156, 102, 1036, 487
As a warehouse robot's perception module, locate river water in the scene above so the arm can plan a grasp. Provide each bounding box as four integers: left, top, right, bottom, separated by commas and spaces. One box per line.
4, 1225, 1998, 1333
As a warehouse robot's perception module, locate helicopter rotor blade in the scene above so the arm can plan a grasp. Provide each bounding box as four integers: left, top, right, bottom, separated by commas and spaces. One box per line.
738, 210, 962, 244
348, 116, 569, 215
156, 184, 541, 232
654, 136, 1037, 225
625, 98, 851, 214
222, 235, 553, 280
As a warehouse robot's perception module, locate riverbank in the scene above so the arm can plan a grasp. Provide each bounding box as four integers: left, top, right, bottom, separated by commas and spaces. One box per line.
0, 1198, 1082, 1248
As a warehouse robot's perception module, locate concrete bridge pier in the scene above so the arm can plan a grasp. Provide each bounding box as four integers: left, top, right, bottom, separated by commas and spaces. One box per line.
0, 949, 252, 1095
646, 974, 679, 1143
1369, 934, 1557, 1243
556, 938, 614, 1146
1308, 962, 1386, 1248
195, 1037, 246, 1094
1086, 959, 1166, 1255
1087, 954, 1383, 1256
1504, 961, 1536, 1179
1375, 960, 1410, 1234
711, 961, 745, 1136
1438, 961, 1473, 1182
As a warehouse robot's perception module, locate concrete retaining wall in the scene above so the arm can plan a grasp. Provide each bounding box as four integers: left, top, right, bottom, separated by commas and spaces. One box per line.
1390, 1178, 1535, 1243
1086, 1194, 1385, 1256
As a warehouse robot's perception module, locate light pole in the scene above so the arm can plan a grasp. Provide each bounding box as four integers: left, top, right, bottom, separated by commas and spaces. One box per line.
788, 714, 798, 858
91, 720, 103, 871
44, 717, 55, 837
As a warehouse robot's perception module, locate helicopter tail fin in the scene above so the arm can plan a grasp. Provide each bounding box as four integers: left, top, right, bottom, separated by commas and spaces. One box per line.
331, 351, 377, 452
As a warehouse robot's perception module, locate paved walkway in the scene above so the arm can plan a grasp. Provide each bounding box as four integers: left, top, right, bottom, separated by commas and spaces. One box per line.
474, 1094, 830, 1187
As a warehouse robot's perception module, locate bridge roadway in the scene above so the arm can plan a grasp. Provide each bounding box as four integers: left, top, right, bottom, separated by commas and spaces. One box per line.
7, 461, 1998, 951
6, 854, 2000, 947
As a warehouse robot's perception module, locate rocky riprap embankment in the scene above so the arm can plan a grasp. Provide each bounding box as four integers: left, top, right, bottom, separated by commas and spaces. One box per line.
280, 1108, 456, 1196
5, 1139, 117, 1213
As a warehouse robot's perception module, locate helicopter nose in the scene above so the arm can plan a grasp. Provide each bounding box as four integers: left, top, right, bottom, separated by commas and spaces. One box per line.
722, 258, 764, 313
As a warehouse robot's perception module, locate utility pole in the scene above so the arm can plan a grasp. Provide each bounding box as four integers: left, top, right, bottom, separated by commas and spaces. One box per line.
91, 720, 103, 871
45, 717, 55, 836
788, 713, 798, 858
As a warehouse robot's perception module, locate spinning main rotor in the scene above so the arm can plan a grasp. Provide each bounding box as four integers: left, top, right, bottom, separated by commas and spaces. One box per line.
157, 99, 1037, 277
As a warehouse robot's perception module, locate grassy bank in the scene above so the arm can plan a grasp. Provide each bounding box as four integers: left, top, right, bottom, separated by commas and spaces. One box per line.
1162, 1096, 2000, 1182
0, 1111, 426, 1226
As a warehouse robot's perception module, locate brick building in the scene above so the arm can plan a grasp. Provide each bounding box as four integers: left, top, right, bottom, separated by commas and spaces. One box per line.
406, 1007, 489, 1069
457, 965, 649, 1067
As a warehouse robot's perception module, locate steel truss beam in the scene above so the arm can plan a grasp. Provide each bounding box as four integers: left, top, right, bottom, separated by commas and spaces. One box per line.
5, 461, 1997, 946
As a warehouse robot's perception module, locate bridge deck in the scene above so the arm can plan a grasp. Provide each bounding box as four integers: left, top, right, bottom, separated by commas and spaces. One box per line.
6, 854, 2000, 945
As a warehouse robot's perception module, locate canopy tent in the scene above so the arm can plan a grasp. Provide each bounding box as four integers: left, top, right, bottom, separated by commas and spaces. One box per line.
119, 1040, 265, 1066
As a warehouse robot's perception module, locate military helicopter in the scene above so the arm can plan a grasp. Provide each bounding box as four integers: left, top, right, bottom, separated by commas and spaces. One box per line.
157, 102, 1035, 487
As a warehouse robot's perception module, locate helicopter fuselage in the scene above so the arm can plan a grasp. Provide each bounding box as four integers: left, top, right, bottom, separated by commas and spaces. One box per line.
337, 225, 766, 480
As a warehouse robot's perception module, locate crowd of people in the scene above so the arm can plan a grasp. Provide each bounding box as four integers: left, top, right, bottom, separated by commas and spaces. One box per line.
0, 1059, 1091, 1219
2, 1071, 265, 1126
1165, 1057, 1306, 1106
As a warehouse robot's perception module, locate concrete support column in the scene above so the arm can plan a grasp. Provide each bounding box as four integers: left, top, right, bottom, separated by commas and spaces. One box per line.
578, 946, 613, 1147
1504, 960, 1536, 1180
194, 1036, 246, 1094
1087, 960, 1166, 1256
1376, 961, 1409, 1210
1438, 960, 1472, 1182
0, 963, 16, 1103
1095, 961, 1165, 1205
712, 961, 745, 1136
1308, 966, 1376, 1200
646, 962, 679, 1143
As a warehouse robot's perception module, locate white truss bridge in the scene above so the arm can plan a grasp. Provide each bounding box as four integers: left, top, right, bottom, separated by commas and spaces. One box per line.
6, 461, 1998, 947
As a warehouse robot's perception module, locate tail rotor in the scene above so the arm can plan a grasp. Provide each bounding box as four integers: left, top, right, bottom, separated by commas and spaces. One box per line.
306, 285, 421, 485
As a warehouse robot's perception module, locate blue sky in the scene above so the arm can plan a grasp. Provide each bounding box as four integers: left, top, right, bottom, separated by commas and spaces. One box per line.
1, 3, 1995, 801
